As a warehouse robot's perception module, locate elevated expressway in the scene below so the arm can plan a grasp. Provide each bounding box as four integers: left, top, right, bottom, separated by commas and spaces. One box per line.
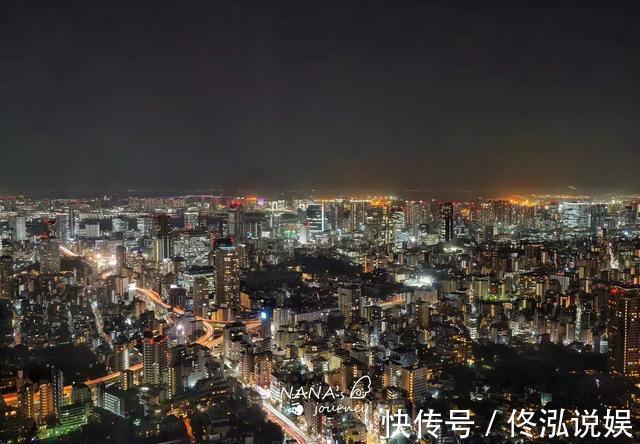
3, 250, 259, 406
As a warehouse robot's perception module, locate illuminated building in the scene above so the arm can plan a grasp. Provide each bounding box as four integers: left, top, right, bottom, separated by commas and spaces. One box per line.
142, 333, 169, 386
39, 237, 61, 274
39, 382, 54, 423
337, 283, 362, 324
9, 216, 27, 241
306, 203, 325, 234
192, 276, 208, 317
608, 288, 640, 377
51, 368, 64, 416
184, 211, 199, 229
0, 255, 14, 299
154, 214, 173, 260
560, 202, 590, 229
402, 365, 430, 402
112, 337, 131, 372
18, 382, 35, 420
440, 202, 454, 242
215, 245, 240, 309
136, 216, 153, 236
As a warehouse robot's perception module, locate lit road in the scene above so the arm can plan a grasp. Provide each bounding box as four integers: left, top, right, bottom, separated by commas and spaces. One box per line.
3, 286, 259, 407
262, 400, 312, 444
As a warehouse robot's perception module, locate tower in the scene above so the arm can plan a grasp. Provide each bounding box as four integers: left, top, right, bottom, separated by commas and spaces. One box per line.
440, 202, 454, 242
608, 288, 640, 377
142, 333, 169, 385
215, 245, 240, 309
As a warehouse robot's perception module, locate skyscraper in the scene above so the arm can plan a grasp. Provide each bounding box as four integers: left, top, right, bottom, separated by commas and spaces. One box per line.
215, 245, 240, 309
51, 367, 64, 416
440, 202, 454, 242
0, 255, 14, 299
608, 288, 640, 378
192, 276, 208, 317
9, 216, 27, 242
39, 237, 61, 274
142, 333, 169, 386
154, 214, 173, 260
112, 337, 131, 372
306, 203, 325, 234
18, 382, 35, 420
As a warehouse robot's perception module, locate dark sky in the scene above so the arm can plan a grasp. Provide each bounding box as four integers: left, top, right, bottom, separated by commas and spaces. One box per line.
1, 1, 639, 195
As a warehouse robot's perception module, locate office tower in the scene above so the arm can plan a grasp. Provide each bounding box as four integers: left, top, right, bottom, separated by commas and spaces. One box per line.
51, 367, 64, 416
192, 276, 208, 317
84, 221, 100, 238
590, 204, 608, 230
168, 287, 187, 309
112, 216, 128, 233
68, 207, 77, 241
403, 365, 430, 402
260, 311, 272, 339
0, 255, 14, 299
215, 245, 240, 309
306, 203, 325, 234
18, 382, 36, 420
228, 206, 244, 241
115, 245, 125, 274
39, 237, 61, 274
137, 216, 153, 236
39, 382, 55, 422
142, 333, 168, 386
608, 288, 640, 377
71, 383, 92, 405
560, 202, 589, 229
55, 213, 69, 242
184, 211, 199, 229
440, 202, 454, 242
9, 216, 27, 242
416, 300, 430, 329
223, 322, 246, 364
154, 214, 173, 260
112, 337, 131, 372
338, 283, 362, 324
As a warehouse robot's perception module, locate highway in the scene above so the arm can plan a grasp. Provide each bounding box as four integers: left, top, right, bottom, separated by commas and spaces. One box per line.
262, 400, 312, 444
2, 286, 258, 406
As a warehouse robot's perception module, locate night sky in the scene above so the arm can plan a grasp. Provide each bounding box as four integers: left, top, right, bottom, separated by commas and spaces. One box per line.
1, 1, 639, 195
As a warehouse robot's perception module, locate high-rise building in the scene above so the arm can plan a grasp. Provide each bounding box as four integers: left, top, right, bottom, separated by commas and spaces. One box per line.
9, 216, 27, 242
68, 207, 77, 241
192, 276, 208, 317
55, 213, 70, 242
184, 211, 199, 229
306, 203, 325, 234
338, 284, 362, 324
608, 288, 640, 378
39, 382, 55, 422
39, 237, 61, 274
51, 367, 64, 416
155, 214, 173, 260
223, 322, 246, 364
137, 216, 153, 236
18, 382, 36, 420
142, 333, 169, 386
112, 337, 131, 372
440, 202, 454, 242
215, 246, 240, 309
0, 255, 14, 299
560, 202, 590, 229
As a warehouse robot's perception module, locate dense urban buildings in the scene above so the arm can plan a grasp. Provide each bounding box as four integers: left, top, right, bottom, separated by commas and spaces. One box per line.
0, 192, 638, 443
2, 1, 640, 443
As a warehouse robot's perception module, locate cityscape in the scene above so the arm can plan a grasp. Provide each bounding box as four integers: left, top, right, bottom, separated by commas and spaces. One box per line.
0, 193, 639, 442
2, 1, 640, 443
